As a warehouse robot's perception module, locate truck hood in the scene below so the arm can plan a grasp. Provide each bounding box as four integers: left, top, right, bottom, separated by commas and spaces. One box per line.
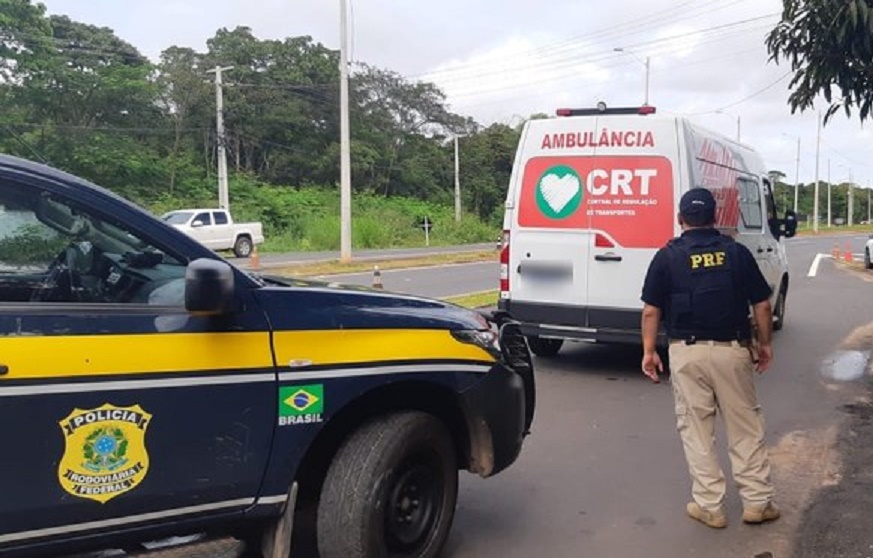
253, 274, 490, 331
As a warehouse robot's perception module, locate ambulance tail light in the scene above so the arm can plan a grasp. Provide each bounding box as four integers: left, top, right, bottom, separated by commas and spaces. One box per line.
638, 105, 657, 115
595, 233, 615, 248
499, 230, 510, 297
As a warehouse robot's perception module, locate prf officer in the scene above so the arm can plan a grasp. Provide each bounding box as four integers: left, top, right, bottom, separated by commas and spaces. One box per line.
640, 187, 780, 529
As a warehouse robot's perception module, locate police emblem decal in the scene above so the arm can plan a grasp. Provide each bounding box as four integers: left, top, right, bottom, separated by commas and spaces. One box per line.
57, 404, 152, 504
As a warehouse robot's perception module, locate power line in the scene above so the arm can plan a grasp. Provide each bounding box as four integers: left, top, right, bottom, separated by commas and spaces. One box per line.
684, 70, 792, 116
441, 20, 773, 103
409, 0, 751, 81
427, 15, 776, 94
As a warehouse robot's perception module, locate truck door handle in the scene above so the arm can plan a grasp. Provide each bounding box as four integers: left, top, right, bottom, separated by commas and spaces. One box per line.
595, 254, 623, 262
767, 247, 774, 252
757, 248, 765, 253
0, 364, 8, 376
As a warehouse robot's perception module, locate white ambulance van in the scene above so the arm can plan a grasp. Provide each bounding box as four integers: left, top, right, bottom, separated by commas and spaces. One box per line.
498, 105, 797, 357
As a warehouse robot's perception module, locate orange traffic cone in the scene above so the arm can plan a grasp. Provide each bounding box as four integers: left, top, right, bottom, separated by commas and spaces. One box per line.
833, 242, 841, 259
251, 244, 261, 270
844, 242, 853, 263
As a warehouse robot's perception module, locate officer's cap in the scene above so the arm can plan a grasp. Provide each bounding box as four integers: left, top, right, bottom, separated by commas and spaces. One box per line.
679, 188, 716, 221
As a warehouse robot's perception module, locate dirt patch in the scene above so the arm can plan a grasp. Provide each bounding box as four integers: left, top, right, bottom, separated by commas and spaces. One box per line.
838, 322, 873, 353
794, 396, 873, 558
764, 426, 842, 558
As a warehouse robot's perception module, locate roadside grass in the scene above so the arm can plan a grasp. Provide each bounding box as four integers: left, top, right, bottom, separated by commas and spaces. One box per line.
442, 290, 499, 309
796, 224, 873, 236
267, 250, 497, 277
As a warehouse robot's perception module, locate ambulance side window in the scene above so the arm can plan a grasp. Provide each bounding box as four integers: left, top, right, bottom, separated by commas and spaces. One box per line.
737, 177, 763, 230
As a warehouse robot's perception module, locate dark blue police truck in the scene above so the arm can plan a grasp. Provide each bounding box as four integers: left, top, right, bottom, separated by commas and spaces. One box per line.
0, 154, 534, 558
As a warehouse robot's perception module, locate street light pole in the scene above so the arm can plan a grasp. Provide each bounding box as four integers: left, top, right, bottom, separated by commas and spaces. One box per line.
454, 135, 461, 222
614, 48, 650, 105
827, 158, 831, 227
813, 110, 821, 233
644, 56, 650, 106
793, 137, 800, 213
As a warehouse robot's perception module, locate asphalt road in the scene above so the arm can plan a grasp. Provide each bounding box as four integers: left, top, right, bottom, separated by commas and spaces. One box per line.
67, 232, 873, 558
446, 232, 873, 558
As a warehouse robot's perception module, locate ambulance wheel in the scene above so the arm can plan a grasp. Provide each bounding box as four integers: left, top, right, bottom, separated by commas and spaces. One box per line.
317, 412, 458, 558
233, 235, 253, 258
773, 287, 787, 332
527, 336, 563, 357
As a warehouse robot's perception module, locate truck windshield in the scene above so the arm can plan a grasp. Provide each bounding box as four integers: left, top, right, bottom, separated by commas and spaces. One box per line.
162, 212, 193, 225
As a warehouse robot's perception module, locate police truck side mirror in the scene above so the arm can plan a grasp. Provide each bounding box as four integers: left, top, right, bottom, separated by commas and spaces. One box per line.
185, 258, 235, 315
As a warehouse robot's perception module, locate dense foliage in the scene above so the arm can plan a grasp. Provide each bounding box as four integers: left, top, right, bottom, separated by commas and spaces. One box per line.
0, 0, 522, 249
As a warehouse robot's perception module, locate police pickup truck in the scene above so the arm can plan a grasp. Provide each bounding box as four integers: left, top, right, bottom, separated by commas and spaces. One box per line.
0, 154, 534, 558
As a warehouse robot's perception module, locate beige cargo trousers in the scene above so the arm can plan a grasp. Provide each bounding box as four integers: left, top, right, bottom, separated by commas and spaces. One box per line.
668, 340, 774, 511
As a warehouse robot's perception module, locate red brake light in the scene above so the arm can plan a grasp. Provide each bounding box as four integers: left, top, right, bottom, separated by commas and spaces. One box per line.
595, 233, 615, 248
638, 105, 657, 115
499, 230, 510, 296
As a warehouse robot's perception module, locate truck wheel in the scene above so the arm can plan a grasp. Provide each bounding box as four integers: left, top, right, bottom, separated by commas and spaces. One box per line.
527, 336, 563, 357
866, 249, 872, 270
317, 412, 457, 558
773, 286, 787, 332
233, 235, 253, 258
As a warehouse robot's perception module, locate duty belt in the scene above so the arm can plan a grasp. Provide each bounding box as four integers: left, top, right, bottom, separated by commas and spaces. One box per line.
670, 338, 751, 348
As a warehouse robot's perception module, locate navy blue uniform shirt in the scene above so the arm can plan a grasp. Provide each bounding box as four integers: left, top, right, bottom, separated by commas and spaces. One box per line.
641, 228, 772, 311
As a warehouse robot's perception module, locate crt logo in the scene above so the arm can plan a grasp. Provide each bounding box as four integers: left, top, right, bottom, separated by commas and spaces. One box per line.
278, 385, 324, 426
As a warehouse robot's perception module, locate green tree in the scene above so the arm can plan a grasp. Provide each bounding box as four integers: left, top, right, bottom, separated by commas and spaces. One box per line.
767, 0, 873, 123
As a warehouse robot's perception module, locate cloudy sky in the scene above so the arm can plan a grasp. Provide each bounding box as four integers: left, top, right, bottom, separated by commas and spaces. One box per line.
39, 0, 873, 199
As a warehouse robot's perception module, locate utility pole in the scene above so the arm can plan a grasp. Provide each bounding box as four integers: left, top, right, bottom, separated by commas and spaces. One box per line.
867, 186, 870, 225
848, 168, 854, 227
735, 115, 741, 142
793, 137, 800, 213
207, 65, 233, 210
339, 0, 352, 262
454, 135, 461, 222
827, 158, 831, 227
813, 110, 821, 233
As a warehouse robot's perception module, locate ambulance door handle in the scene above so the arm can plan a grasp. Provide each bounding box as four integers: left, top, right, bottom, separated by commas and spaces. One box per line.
0, 364, 7, 376
757, 247, 765, 253
595, 254, 623, 262
766, 247, 774, 252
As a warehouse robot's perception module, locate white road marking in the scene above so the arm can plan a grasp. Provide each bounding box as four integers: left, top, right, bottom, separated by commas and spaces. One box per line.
807, 253, 831, 278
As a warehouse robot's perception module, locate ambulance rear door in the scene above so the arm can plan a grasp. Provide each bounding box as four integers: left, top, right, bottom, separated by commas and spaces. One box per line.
507, 117, 599, 313
584, 115, 681, 329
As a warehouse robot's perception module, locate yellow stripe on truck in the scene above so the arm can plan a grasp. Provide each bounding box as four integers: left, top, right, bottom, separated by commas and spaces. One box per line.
271, 329, 494, 367
0, 329, 493, 380
0, 332, 273, 379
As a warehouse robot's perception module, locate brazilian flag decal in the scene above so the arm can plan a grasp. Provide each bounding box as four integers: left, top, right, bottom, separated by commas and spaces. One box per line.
279, 385, 324, 417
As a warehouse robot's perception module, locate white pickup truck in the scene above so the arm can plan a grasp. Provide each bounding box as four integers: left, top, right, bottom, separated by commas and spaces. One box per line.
161, 208, 264, 258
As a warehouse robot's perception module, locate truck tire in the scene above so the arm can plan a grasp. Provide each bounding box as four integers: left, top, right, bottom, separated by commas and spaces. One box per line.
317, 412, 458, 558
233, 235, 253, 258
866, 248, 872, 270
527, 336, 563, 357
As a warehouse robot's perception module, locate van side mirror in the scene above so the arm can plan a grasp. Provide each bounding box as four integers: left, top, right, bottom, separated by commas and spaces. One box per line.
185, 258, 235, 315
783, 210, 798, 238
